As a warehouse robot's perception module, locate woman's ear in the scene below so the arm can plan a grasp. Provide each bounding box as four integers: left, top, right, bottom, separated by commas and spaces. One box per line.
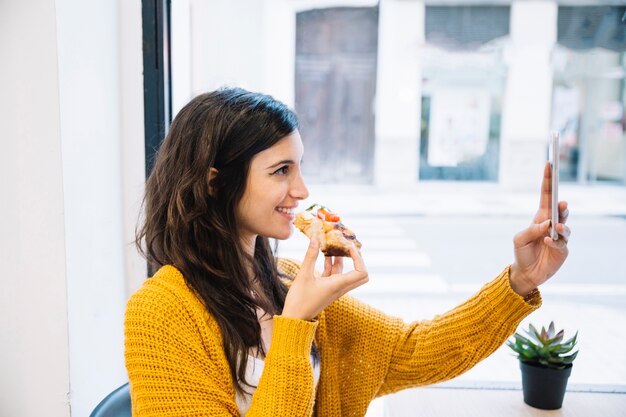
207, 167, 219, 197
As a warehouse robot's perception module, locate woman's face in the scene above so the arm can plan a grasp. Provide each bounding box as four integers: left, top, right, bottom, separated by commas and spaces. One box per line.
236, 131, 309, 249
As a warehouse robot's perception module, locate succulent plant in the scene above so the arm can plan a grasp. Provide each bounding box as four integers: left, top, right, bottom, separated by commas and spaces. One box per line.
507, 321, 578, 370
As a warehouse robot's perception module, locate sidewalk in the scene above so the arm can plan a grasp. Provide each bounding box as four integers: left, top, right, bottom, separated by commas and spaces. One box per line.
304, 182, 626, 217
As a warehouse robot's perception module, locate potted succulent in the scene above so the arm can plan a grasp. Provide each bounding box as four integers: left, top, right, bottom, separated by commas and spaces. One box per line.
506, 321, 578, 410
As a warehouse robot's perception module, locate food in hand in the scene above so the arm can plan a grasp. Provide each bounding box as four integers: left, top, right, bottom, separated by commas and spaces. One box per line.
293, 204, 362, 257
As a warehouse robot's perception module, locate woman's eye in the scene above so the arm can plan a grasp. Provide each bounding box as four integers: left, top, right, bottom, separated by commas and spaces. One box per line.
273, 165, 289, 176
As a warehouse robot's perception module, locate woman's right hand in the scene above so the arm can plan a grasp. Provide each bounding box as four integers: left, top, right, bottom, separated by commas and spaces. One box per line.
281, 238, 369, 321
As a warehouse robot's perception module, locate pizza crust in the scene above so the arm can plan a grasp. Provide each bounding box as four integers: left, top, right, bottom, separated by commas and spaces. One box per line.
293, 211, 362, 257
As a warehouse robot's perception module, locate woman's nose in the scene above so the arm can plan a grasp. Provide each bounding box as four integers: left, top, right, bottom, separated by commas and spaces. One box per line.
291, 171, 309, 200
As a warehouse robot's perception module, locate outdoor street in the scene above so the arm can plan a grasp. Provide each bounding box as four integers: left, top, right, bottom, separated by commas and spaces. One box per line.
276, 212, 626, 390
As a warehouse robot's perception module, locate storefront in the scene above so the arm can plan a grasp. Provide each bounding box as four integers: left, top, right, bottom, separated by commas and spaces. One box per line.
552, 5, 626, 184
171, 0, 626, 188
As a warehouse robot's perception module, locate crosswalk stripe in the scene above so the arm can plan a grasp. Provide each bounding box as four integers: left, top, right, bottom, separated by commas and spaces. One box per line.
276, 250, 431, 268
278, 238, 417, 251
449, 283, 626, 296
356, 237, 418, 250
361, 251, 431, 268
351, 273, 448, 294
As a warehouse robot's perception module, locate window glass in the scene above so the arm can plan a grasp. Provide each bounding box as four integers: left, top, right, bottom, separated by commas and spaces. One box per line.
552, 48, 626, 183
419, 33, 507, 181
171, 0, 626, 394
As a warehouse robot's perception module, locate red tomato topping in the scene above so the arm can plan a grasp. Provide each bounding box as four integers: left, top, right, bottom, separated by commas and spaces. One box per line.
325, 213, 340, 222
316, 208, 328, 220
315, 206, 340, 222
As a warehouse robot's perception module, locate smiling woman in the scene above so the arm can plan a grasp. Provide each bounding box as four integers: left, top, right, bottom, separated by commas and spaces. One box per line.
236, 131, 308, 247
124, 86, 572, 417
132, 89, 306, 404
114, 2, 626, 415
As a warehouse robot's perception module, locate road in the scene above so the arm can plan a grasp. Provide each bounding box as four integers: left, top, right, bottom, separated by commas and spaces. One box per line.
276, 214, 626, 389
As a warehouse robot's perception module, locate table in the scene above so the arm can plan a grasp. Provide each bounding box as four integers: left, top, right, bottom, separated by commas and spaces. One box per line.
383, 388, 626, 417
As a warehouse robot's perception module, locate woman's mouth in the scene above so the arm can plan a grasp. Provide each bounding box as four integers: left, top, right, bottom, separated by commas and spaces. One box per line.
276, 206, 296, 219
276, 207, 295, 215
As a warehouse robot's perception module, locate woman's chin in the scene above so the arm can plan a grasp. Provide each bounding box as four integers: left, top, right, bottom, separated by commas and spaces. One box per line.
271, 226, 293, 241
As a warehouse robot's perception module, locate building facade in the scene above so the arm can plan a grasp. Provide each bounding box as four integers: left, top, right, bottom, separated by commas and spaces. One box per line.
176, 0, 626, 189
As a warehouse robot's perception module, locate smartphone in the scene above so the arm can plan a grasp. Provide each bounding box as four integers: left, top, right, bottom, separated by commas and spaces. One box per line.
549, 132, 559, 240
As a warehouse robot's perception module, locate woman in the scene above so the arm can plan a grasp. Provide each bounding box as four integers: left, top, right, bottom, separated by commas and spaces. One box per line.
125, 87, 570, 416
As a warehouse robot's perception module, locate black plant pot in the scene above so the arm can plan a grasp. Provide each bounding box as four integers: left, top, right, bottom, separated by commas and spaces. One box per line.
520, 361, 572, 410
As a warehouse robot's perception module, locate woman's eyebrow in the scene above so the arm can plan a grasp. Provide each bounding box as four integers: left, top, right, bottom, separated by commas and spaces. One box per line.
266, 159, 295, 169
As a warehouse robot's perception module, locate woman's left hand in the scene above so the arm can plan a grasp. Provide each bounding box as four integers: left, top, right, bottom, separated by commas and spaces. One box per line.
510, 162, 571, 296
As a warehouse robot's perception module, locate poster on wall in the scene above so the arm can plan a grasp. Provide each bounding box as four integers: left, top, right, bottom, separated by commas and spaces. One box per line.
428, 89, 490, 167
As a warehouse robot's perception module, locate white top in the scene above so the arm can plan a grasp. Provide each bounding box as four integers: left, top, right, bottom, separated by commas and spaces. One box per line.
235, 355, 321, 416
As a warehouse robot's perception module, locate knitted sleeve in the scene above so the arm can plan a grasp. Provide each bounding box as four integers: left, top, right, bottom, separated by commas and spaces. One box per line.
276, 259, 540, 410
249, 316, 319, 416
124, 271, 319, 416
376, 266, 541, 395
125, 281, 238, 416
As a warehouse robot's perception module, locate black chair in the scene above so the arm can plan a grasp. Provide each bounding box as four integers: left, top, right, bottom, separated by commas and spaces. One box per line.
90, 383, 131, 417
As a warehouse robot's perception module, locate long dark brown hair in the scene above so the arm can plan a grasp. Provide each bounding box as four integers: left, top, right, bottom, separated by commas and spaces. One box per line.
136, 87, 305, 394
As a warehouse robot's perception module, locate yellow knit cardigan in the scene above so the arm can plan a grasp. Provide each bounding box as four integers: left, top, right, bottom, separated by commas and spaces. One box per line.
124, 259, 540, 416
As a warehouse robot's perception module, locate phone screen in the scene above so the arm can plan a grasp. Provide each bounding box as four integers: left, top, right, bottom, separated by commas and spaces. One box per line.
549, 132, 559, 240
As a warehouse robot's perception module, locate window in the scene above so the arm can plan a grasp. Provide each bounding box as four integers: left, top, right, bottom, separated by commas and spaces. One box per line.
552, 6, 626, 184
164, 0, 626, 406
419, 6, 510, 181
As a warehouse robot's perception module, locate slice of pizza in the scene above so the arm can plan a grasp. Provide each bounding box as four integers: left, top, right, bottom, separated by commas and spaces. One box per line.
293, 204, 362, 257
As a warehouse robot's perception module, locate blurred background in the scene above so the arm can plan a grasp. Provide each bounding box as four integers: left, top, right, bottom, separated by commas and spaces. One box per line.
2, 1, 626, 416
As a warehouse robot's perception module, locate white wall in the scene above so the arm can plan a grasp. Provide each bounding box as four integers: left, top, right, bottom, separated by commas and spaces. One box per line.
55, 0, 133, 415
189, 0, 266, 97
0, 1, 71, 416
500, 1, 557, 190
0, 1, 146, 416
120, 1, 148, 296
375, 0, 424, 188
171, 0, 193, 116
263, 0, 297, 105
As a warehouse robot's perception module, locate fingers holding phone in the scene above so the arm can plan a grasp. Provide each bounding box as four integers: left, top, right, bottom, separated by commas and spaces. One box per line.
511, 134, 571, 292
536, 133, 569, 242
546, 132, 572, 247
549, 132, 559, 241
